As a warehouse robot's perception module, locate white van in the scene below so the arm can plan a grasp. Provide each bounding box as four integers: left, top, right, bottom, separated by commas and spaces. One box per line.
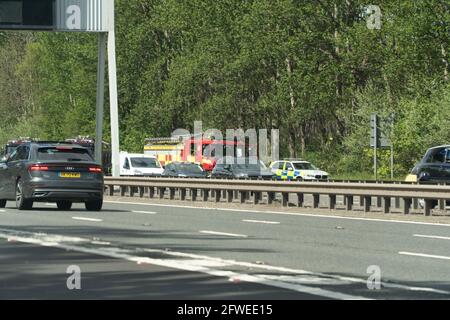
120, 152, 164, 176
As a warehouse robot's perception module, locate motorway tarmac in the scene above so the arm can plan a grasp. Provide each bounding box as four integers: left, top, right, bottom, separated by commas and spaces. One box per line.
1, 198, 450, 299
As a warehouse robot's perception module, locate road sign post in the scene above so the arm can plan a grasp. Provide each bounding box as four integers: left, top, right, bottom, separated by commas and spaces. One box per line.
95, 32, 106, 165
370, 114, 378, 180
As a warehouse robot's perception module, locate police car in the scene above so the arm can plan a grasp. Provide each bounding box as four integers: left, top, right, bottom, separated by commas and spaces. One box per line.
269, 159, 329, 181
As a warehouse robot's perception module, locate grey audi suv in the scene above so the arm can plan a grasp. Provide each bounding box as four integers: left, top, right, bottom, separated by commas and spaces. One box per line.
0, 141, 104, 211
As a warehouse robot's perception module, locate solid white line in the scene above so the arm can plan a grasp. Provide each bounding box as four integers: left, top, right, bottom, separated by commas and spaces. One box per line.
199, 230, 248, 238
413, 234, 450, 241
105, 200, 450, 228
242, 219, 280, 225
132, 210, 157, 215
72, 217, 103, 222
0, 209, 6, 212
399, 251, 450, 261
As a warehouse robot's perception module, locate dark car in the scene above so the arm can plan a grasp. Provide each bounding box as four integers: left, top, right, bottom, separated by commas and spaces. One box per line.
211, 158, 275, 180
162, 162, 207, 178
405, 145, 450, 208
0, 141, 104, 211
406, 145, 450, 183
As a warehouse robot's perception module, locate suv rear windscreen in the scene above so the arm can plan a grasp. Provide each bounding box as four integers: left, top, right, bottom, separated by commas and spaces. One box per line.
37, 147, 93, 161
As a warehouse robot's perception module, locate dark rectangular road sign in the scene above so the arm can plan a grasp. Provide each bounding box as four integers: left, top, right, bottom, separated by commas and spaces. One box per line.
0, 0, 54, 30
0, 0, 110, 32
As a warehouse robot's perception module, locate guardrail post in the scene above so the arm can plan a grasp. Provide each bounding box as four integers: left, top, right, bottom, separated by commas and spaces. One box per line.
253, 192, 260, 205
268, 192, 275, 204
139, 186, 144, 198
328, 195, 336, 210
120, 186, 126, 196
383, 197, 391, 214
215, 190, 221, 202
108, 185, 114, 196
191, 189, 198, 201
376, 197, 382, 208
359, 196, 364, 207
240, 191, 247, 204
403, 198, 412, 215
129, 186, 135, 197
203, 189, 209, 202
439, 199, 445, 211
227, 190, 233, 203
394, 197, 400, 209
297, 193, 304, 207
149, 187, 155, 199
169, 188, 176, 200
412, 198, 418, 210
180, 188, 187, 201
281, 193, 289, 207
345, 195, 353, 211
159, 187, 165, 199
364, 196, 371, 213
424, 200, 433, 216
313, 194, 320, 209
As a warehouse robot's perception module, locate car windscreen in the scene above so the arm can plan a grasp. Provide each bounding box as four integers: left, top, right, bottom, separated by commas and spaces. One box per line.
425, 148, 450, 164
131, 157, 160, 168
37, 147, 93, 161
174, 164, 203, 173
293, 162, 317, 170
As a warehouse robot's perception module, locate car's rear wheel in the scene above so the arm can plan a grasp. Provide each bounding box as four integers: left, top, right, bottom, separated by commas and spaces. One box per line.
16, 180, 33, 210
85, 199, 103, 211
295, 176, 303, 182
0, 200, 6, 208
56, 201, 72, 210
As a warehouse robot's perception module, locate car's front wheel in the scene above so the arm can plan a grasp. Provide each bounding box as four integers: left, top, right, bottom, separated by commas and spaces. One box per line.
85, 199, 103, 211
56, 201, 72, 210
16, 180, 33, 210
0, 200, 6, 208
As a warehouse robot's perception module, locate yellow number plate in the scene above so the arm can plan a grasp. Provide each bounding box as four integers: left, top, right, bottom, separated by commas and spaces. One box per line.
59, 172, 81, 178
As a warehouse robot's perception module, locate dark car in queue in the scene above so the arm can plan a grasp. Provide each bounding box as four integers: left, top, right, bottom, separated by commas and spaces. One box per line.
211, 158, 275, 180
405, 145, 450, 208
162, 162, 207, 178
0, 142, 104, 211
406, 145, 450, 183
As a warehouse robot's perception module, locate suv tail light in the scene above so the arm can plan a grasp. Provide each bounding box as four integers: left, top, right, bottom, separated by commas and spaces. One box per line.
89, 166, 103, 173
29, 164, 49, 171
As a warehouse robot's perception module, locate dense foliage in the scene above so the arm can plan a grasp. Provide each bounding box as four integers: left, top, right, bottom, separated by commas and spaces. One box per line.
0, 0, 448, 178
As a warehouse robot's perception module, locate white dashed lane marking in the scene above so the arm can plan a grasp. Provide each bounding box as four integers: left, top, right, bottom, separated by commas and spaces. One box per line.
399, 251, 450, 261
242, 219, 280, 225
199, 230, 248, 238
413, 234, 450, 241
72, 217, 103, 222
